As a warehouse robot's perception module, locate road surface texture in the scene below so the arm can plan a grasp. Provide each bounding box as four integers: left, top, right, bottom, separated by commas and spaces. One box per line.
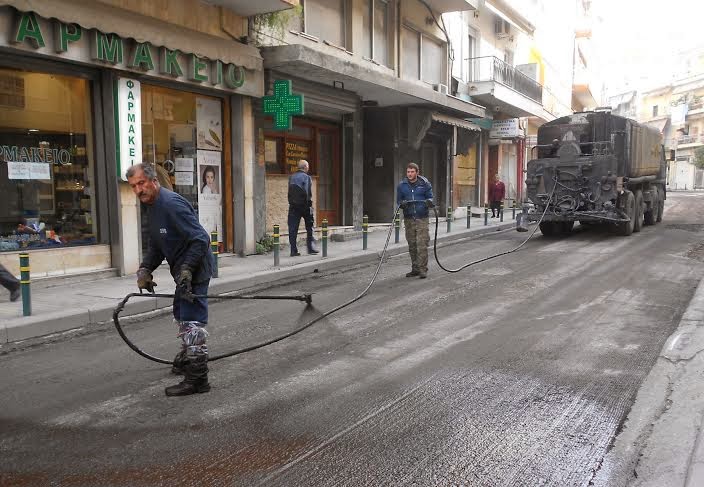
1, 192, 703, 486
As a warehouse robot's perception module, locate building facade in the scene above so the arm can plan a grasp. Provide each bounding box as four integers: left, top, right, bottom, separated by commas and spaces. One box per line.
253, 0, 486, 228
0, 0, 293, 278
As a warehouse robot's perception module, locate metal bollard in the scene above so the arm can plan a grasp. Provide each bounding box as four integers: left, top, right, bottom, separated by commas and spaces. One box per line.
19, 253, 31, 316
394, 216, 400, 244
273, 224, 280, 267
512, 201, 517, 220
484, 203, 489, 226
500, 202, 504, 222
322, 218, 328, 257
210, 231, 219, 278
467, 205, 471, 229
447, 207, 452, 233
363, 215, 369, 250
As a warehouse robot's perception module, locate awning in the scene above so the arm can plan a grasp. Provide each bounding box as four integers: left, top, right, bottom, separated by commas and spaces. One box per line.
4, 0, 263, 71
485, 1, 535, 34
432, 112, 481, 131
646, 118, 668, 134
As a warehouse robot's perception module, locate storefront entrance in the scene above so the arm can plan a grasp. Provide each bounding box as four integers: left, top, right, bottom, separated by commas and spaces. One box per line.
263, 119, 341, 225
139, 84, 227, 256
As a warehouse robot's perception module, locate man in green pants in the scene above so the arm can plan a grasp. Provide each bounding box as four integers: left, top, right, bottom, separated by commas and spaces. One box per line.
396, 163, 434, 279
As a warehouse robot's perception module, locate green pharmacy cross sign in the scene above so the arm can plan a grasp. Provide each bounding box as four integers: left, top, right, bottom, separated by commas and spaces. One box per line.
263, 79, 304, 130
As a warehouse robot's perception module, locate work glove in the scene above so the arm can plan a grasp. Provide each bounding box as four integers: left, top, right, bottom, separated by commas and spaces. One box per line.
176, 265, 194, 303
136, 267, 156, 293
425, 199, 435, 209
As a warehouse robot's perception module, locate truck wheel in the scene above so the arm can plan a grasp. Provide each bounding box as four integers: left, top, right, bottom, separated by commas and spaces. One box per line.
539, 222, 558, 237
633, 190, 644, 233
616, 191, 635, 236
657, 187, 664, 222
644, 189, 657, 226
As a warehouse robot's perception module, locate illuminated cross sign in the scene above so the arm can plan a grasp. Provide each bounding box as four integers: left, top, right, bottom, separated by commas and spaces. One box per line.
263, 79, 304, 130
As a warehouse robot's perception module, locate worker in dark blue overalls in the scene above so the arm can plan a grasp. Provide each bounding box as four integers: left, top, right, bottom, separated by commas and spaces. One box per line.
288, 159, 319, 256
127, 163, 214, 397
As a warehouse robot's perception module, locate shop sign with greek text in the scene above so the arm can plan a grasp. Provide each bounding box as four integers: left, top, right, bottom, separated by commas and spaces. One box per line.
1, 8, 259, 97
116, 78, 142, 181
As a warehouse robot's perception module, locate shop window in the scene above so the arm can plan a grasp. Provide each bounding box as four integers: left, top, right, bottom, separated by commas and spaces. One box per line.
0, 69, 97, 252
140, 84, 224, 256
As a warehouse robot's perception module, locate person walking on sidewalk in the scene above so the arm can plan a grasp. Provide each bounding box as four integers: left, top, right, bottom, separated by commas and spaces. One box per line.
288, 159, 318, 256
397, 162, 434, 279
127, 163, 214, 397
489, 174, 506, 218
0, 263, 20, 302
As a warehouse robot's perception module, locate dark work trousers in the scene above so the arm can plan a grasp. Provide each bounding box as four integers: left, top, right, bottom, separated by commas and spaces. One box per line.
173, 281, 210, 324
490, 201, 501, 217
288, 205, 315, 253
0, 264, 20, 293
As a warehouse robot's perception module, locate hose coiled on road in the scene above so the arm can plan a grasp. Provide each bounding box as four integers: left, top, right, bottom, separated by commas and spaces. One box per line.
431, 177, 557, 273
113, 205, 404, 364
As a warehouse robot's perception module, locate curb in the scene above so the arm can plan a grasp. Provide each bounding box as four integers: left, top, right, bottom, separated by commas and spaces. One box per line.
4, 221, 516, 343
590, 277, 704, 487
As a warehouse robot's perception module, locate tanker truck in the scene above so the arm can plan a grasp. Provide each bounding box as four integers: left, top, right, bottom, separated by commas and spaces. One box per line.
523, 110, 666, 236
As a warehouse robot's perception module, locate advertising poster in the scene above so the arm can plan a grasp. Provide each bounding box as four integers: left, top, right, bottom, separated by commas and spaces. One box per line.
196, 97, 222, 151
197, 149, 222, 236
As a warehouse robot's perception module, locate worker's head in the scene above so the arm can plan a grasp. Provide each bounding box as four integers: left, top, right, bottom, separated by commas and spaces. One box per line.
298, 159, 310, 173
494, 174, 501, 182
126, 163, 160, 205
406, 163, 419, 183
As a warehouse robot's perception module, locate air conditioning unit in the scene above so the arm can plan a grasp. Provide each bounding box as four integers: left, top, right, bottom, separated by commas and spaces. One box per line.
495, 17, 511, 38
434, 84, 448, 94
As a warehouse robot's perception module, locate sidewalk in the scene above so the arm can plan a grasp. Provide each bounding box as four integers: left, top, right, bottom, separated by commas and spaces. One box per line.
0, 212, 516, 343
592, 277, 704, 487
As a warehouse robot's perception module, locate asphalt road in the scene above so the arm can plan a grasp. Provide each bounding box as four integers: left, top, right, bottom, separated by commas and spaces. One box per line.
2, 192, 704, 487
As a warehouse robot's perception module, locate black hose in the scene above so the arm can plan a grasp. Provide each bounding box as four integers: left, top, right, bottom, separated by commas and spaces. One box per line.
113, 206, 403, 364
432, 180, 557, 273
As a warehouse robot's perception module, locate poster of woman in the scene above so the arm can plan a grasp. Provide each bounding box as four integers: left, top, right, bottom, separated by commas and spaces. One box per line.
196, 150, 222, 235
200, 165, 219, 194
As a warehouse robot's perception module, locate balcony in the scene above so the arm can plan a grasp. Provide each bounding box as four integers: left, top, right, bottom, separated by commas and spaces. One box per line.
674, 134, 704, 148
466, 56, 553, 120
469, 57, 542, 101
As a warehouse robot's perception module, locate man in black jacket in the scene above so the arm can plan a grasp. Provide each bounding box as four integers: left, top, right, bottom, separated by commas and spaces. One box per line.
127, 163, 214, 397
287, 160, 318, 256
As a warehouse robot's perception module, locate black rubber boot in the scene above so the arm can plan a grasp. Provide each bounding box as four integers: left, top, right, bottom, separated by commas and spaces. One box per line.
165, 355, 210, 396
171, 349, 187, 375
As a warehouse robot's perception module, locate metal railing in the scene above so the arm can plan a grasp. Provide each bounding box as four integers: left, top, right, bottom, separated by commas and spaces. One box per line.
467, 56, 543, 103
674, 135, 704, 146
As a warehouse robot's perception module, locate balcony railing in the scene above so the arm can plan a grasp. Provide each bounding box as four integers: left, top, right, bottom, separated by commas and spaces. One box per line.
672, 135, 704, 147
467, 56, 543, 103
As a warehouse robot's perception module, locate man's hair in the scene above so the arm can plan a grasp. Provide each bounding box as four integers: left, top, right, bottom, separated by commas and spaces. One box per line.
407, 162, 419, 172
298, 159, 309, 170
126, 163, 158, 181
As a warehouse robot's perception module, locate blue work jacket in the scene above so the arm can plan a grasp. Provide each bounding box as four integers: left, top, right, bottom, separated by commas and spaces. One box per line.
396, 176, 434, 219
140, 188, 213, 284
288, 170, 313, 209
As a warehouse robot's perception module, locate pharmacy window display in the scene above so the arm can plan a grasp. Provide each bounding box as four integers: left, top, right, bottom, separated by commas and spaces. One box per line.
140, 85, 223, 256
0, 68, 98, 251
